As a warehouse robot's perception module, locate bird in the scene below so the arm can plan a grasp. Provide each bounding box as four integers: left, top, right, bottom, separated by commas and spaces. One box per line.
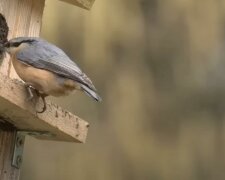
4, 37, 101, 112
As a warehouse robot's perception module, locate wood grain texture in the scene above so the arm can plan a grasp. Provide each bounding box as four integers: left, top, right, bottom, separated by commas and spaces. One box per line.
0, 0, 89, 179
59, 0, 95, 10
0, 129, 20, 180
0, 1, 45, 179
0, 0, 45, 78
0, 73, 89, 142
0, 0, 89, 143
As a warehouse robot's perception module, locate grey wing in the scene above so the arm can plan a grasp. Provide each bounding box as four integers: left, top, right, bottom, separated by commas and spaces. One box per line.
16, 40, 97, 91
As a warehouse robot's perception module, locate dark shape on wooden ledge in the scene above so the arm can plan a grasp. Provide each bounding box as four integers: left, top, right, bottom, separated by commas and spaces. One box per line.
0, 13, 8, 59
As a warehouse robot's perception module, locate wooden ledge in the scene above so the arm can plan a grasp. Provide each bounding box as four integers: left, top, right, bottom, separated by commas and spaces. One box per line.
59, 0, 95, 10
0, 73, 89, 143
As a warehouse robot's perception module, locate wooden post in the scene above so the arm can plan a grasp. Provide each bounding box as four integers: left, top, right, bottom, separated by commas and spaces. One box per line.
0, 1, 45, 178
0, 121, 19, 180
0, 0, 95, 179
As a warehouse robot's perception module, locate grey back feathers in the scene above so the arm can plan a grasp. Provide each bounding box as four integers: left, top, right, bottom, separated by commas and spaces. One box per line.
9, 37, 101, 101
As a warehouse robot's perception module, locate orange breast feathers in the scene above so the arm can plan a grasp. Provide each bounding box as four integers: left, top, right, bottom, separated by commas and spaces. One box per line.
11, 55, 79, 96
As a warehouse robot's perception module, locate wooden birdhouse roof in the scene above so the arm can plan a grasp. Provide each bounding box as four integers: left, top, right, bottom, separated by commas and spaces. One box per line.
59, 0, 95, 9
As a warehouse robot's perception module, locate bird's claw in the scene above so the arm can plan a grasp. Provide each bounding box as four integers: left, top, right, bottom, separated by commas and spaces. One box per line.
25, 84, 47, 113
36, 93, 47, 113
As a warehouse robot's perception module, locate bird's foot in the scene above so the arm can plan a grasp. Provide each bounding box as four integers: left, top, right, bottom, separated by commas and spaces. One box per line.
36, 92, 48, 113
25, 84, 48, 113
25, 84, 35, 101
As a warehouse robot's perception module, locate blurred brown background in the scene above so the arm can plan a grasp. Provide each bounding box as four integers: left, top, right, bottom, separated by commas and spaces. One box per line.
21, 0, 225, 179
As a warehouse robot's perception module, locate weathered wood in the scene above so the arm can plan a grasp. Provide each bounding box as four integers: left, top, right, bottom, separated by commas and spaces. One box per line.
0, 0, 45, 78
0, 1, 46, 179
0, 0, 89, 143
59, 0, 95, 10
0, 0, 91, 179
0, 123, 20, 180
0, 73, 89, 142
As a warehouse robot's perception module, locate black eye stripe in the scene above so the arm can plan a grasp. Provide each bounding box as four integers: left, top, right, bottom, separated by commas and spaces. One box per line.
12, 42, 21, 47
6, 39, 36, 48
9, 39, 35, 47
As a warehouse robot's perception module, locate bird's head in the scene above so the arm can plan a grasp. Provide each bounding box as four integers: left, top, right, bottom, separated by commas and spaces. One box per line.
4, 37, 36, 55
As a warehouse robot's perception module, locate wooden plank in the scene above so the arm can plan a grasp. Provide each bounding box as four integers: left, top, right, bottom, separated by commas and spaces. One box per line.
0, 0, 45, 78
0, 125, 20, 180
0, 0, 89, 143
59, 0, 95, 10
0, 73, 89, 143
0, 0, 89, 178
0, 0, 45, 178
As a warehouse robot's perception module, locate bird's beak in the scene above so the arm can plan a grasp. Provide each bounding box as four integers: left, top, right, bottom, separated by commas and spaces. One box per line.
4, 41, 9, 48
3, 41, 10, 53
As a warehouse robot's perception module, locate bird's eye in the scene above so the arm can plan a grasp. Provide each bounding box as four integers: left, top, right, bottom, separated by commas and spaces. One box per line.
12, 42, 21, 47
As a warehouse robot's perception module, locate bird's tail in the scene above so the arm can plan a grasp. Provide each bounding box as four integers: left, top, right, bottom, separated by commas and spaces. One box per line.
80, 84, 102, 102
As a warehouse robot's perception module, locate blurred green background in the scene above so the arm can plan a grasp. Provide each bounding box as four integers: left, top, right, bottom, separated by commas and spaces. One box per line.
21, 0, 225, 179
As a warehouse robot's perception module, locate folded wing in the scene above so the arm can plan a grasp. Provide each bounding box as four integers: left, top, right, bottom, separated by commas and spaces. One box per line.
16, 38, 97, 92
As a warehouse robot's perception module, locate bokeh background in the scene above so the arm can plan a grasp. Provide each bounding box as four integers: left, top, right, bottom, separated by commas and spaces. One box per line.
21, 0, 225, 179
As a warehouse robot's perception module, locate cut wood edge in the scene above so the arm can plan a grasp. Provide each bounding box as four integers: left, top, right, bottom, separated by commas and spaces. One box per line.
0, 73, 89, 143
59, 0, 95, 10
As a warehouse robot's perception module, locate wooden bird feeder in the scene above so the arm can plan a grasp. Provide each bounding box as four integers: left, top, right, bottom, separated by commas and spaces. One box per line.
0, 0, 95, 179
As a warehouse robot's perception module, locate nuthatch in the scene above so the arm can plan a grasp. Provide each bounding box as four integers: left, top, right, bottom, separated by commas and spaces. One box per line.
4, 37, 101, 112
